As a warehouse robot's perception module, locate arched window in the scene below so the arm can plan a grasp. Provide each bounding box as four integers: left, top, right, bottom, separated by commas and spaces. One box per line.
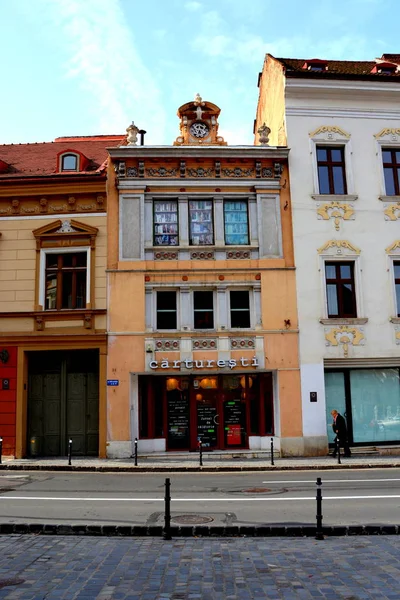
61, 153, 78, 171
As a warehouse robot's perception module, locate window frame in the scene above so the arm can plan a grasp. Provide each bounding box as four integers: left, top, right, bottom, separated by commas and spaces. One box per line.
316, 145, 347, 195
223, 200, 250, 246
382, 148, 400, 196
188, 199, 214, 246
229, 289, 252, 329
324, 261, 357, 318
60, 152, 79, 172
192, 290, 215, 330
39, 247, 91, 310
394, 260, 400, 318
153, 199, 179, 247
156, 290, 178, 331
309, 126, 354, 197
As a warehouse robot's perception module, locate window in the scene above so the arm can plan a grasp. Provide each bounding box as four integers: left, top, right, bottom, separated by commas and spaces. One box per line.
193, 291, 214, 329
325, 262, 356, 318
382, 149, 400, 196
156, 291, 177, 329
61, 154, 78, 171
316, 146, 347, 194
230, 291, 250, 328
45, 252, 87, 310
154, 201, 178, 246
189, 200, 214, 245
394, 261, 400, 317
224, 201, 249, 245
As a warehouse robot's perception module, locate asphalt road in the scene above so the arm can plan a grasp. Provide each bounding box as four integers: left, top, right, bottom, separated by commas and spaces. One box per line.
1, 468, 400, 527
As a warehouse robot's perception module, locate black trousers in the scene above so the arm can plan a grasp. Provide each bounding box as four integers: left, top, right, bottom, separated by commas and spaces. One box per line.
333, 435, 351, 456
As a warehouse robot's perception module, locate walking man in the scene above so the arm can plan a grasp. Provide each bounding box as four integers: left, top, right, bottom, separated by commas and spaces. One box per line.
331, 409, 351, 457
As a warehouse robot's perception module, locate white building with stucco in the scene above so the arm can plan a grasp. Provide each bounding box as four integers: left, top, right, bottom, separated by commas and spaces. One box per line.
256, 53, 400, 455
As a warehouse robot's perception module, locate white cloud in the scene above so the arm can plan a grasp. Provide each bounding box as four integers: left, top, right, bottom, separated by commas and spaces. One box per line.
31, 0, 166, 142
184, 1, 202, 10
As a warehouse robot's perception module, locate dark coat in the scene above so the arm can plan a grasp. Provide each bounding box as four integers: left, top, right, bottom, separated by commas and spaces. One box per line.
332, 413, 348, 438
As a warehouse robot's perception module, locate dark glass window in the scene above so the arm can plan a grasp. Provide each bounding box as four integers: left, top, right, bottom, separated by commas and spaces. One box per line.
325, 262, 357, 318
193, 291, 214, 329
224, 201, 249, 245
394, 261, 400, 317
189, 200, 214, 245
230, 291, 250, 328
156, 291, 177, 329
61, 154, 78, 171
154, 201, 178, 246
45, 252, 87, 310
317, 146, 347, 194
382, 149, 400, 196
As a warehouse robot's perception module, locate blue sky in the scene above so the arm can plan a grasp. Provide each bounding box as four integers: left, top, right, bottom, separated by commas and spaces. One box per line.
1, 0, 399, 146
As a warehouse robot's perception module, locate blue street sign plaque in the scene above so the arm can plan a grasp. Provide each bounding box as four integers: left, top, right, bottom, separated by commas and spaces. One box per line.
107, 380, 119, 386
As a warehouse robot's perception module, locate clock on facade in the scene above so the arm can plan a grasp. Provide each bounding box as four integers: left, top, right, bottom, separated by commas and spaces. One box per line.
190, 121, 210, 138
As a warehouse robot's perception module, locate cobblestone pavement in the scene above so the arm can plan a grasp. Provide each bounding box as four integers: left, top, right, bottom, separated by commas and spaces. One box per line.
0, 535, 400, 599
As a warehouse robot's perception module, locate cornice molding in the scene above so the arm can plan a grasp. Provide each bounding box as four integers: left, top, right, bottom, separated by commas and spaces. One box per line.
108, 146, 290, 159
118, 180, 281, 190
286, 107, 400, 120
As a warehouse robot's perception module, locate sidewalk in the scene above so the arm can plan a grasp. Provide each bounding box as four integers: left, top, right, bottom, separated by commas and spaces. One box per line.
1, 452, 400, 472
0, 535, 399, 599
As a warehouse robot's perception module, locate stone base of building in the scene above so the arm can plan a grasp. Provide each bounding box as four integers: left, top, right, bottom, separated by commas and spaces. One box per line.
280, 435, 328, 457
106, 441, 132, 459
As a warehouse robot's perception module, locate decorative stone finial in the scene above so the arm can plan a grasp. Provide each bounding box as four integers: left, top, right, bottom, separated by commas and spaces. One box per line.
258, 122, 271, 145
126, 121, 139, 146
194, 93, 203, 104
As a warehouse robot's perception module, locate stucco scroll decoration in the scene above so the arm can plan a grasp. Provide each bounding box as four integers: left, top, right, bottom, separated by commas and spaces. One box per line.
147, 167, 177, 177
374, 128, 400, 140
155, 339, 180, 352
316, 202, 355, 230
386, 240, 400, 254
126, 121, 139, 145
384, 203, 400, 221
192, 338, 217, 350
56, 220, 78, 233
325, 326, 364, 357
257, 123, 271, 145
309, 126, 351, 139
317, 240, 360, 255
222, 167, 253, 177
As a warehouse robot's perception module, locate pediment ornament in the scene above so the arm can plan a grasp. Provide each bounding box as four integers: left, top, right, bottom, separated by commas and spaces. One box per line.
317, 239, 360, 255
386, 240, 400, 254
309, 126, 351, 141
33, 219, 99, 238
374, 128, 400, 141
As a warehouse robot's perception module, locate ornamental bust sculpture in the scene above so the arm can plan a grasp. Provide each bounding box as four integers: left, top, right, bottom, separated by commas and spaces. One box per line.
258, 122, 271, 145
126, 121, 139, 146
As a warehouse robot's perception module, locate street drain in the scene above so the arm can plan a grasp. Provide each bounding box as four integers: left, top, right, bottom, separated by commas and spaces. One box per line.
172, 515, 214, 525
0, 578, 25, 590
243, 487, 271, 493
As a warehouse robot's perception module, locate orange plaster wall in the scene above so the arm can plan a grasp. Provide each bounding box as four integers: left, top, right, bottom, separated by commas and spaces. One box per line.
108, 272, 145, 332
265, 333, 299, 370
106, 164, 119, 270
278, 369, 302, 437
255, 56, 287, 147
261, 270, 298, 331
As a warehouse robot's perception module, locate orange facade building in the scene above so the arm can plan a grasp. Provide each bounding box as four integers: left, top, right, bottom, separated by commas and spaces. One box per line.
106, 98, 303, 457
0, 135, 123, 457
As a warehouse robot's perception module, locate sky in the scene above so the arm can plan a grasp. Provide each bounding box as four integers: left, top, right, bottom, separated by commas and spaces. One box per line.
1, 0, 399, 146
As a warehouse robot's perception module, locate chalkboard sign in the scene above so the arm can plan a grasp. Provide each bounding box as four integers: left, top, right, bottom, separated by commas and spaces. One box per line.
167, 390, 190, 450
197, 403, 218, 448
224, 400, 245, 446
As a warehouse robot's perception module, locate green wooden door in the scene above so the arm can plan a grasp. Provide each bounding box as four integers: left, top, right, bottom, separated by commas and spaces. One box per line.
27, 351, 99, 457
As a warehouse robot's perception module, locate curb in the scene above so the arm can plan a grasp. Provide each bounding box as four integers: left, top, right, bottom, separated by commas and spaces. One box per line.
0, 523, 398, 537
0, 463, 399, 472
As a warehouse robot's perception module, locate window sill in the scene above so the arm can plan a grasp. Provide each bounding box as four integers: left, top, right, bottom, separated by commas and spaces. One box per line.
311, 194, 358, 202
320, 318, 368, 325
149, 245, 258, 250
390, 317, 400, 324
379, 196, 400, 202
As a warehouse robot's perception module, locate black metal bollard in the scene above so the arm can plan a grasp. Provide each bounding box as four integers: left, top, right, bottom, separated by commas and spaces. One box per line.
270, 437, 274, 466
315, 477, 324, 540
134, 438, 138, 466
0, 437, 2, 465
199, 439, 203, 467
163, 477, 172, 540
336, 436, 341, 465
68, 439, 72, 466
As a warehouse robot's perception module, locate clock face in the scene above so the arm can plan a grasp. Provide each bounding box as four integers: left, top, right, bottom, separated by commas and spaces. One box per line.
190, 121, 209, 138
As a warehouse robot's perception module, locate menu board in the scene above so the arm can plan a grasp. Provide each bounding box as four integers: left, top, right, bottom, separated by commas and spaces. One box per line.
224, 201, 249, 245
167, 390, 190, 449
197, 404, 217, 448
224, 400, 244, 446
154, 201, 179, 246
189, 200, 214, 245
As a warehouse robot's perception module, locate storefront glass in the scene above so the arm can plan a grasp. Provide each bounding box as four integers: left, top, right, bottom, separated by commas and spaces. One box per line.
324, 371, 347, 444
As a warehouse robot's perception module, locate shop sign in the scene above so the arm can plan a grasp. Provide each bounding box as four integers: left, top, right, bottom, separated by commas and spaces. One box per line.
107, 379, 119, 386
149, 356, 259, 370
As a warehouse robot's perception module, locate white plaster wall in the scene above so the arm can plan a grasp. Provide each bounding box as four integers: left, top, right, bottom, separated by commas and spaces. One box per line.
285, 80, 400, 443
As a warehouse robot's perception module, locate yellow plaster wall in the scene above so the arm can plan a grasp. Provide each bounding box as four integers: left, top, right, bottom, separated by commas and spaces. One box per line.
261, 270, 298, 331
255, 55, 287, 147
0, 215, 107, 313
278, 369, 302, 437
108, 272, 145, 332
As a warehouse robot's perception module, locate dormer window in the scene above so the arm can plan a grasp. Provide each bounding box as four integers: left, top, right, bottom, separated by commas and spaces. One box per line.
302, 59, 327, 72
371, 62, 397, 75
61, 153, 79, 171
